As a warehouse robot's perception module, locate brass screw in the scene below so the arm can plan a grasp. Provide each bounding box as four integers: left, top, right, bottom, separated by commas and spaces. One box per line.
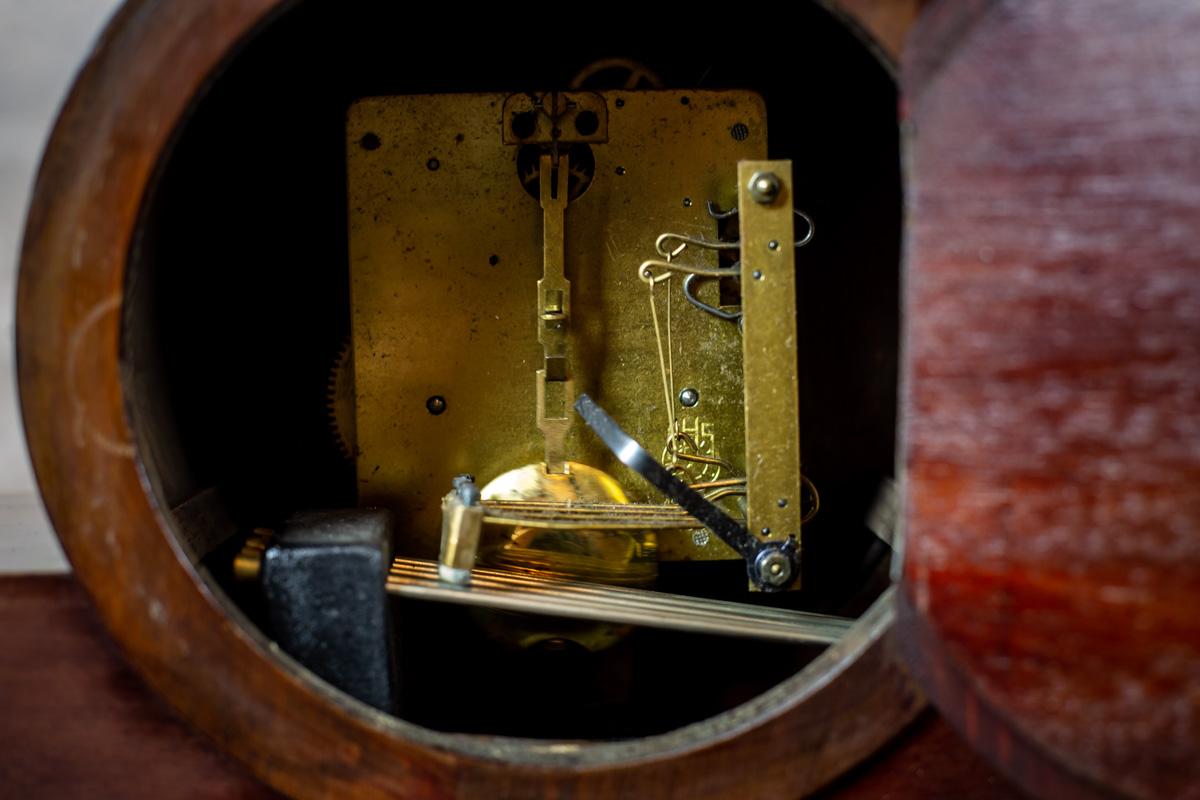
748, 171, 780, 204
755, 549, 793, 588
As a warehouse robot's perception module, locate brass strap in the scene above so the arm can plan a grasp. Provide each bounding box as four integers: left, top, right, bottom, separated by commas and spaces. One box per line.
737, 161, 803, 575
536, 152, 572, 473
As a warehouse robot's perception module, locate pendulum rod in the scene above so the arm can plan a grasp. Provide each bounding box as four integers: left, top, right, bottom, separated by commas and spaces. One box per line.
536, 149, 572, 474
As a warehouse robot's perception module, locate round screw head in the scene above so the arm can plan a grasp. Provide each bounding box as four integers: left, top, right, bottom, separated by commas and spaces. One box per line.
678, 387, 700, 407
426, 395, 447, 415
755, 549, 794, 588
768, 240, 780, 251
748, 171, 781, 204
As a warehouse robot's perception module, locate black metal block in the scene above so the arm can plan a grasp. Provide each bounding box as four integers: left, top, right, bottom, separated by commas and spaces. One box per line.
262, 509, 397, 712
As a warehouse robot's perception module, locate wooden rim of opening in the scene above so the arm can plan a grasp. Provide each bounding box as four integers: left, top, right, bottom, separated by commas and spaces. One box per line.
16, 1, 921, 797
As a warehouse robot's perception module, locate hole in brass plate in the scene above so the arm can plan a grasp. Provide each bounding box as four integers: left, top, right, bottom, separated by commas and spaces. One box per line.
511, 111, 537, 140
574, 109, 600, 136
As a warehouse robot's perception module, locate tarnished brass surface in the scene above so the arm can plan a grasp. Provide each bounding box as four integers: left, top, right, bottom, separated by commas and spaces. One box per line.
346, 91, 765, 560
737, 161, 803, 574
474, 461, 656, 650
478, 462, 656, 586
536, 152, 572, 473
483, 500, 700, 530
438, 488, 484, 584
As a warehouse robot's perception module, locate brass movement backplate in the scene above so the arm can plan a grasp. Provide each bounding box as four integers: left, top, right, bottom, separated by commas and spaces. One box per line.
346, 90, 766, 560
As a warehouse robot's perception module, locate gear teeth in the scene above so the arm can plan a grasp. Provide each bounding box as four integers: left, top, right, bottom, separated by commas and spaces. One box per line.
325, 337, 356, 461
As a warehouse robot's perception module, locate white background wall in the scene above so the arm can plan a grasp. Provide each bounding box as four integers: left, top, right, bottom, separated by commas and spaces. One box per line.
0, 0, 123, 570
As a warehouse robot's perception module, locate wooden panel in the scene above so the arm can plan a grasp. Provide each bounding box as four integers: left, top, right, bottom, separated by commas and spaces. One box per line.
11, 0, 943, 796
834, 0, 928, 61
901, 2, 1200, 798
819, 711, 1024, 800
0, 575, 1024, 799
17, 0, 931, 796
0, 575, 277, 799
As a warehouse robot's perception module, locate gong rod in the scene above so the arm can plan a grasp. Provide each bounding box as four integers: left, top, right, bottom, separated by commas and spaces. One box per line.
387, 558, 852, 645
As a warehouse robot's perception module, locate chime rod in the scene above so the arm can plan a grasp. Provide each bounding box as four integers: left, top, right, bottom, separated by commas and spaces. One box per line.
387, 557, 851, 646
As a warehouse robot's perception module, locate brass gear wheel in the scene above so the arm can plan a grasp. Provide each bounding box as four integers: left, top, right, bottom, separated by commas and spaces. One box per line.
325, 338, 356, 461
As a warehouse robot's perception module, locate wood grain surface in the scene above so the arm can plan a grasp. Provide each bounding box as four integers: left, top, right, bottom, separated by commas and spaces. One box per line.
817, 710, 1025, 800
901, 2, 1200, 798
15, 1, 927, 797
0, 575, 1021, 799
834, 0, 928, 61
0, 576, 277, 799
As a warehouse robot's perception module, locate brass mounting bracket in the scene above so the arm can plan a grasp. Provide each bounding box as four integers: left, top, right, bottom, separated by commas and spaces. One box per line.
738, 160, 803, 584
